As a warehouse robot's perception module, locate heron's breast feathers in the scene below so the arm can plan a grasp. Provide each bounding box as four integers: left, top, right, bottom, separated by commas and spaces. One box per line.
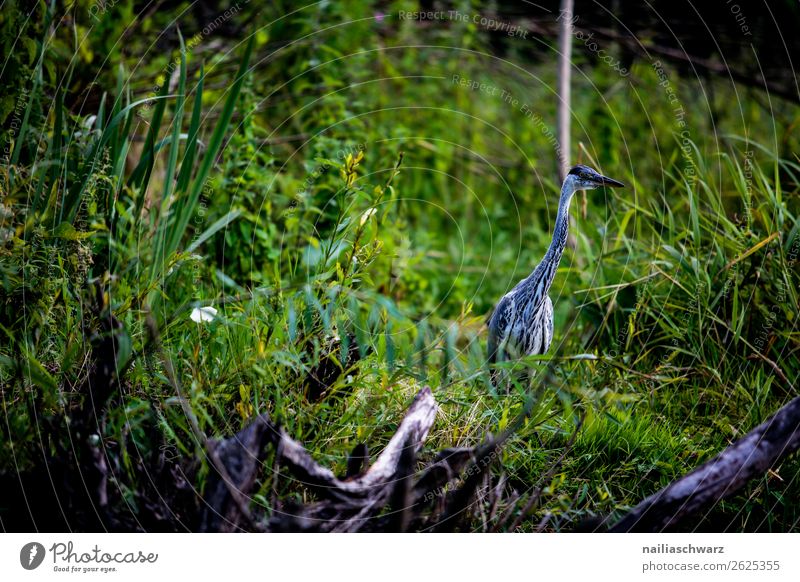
489, 288, 553, 357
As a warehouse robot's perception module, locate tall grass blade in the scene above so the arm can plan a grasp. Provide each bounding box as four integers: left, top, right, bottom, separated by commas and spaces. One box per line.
151, 31, 188, 281
165, 36, 254, 260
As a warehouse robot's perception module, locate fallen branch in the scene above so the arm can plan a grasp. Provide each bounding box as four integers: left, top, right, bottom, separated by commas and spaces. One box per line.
200, 416, 274, 532
611, 395, 800, 532
268, 387, 438, 531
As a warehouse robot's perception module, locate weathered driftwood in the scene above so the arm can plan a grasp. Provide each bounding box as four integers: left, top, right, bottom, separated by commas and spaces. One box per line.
201, 386, 485, 531
269, 387, 441, 531
612, 395, 800, 532
200, 415, 275, 532
200, 386, 514, 532
279, 386, 437, 499
203, 380, 800, 533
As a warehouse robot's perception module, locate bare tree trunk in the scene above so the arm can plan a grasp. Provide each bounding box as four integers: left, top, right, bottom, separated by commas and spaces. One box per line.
557, 0, 574, 179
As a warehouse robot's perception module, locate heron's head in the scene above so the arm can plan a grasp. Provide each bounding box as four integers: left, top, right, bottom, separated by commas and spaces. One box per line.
566, 164, 625, 191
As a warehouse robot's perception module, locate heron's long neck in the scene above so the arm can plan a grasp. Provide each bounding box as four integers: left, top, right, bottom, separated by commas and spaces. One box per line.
533, 179, 576, 290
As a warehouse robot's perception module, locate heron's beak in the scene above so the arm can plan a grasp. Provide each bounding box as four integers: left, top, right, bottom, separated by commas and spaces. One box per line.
595, 174, 625, 188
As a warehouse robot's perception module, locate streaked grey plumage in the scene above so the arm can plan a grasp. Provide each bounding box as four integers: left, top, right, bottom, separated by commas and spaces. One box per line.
488, 165, 624, 373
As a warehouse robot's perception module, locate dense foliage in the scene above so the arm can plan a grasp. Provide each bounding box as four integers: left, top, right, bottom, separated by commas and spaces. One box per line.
1, 1, 799, 531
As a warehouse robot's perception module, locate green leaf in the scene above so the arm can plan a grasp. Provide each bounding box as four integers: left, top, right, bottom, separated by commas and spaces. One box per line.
176, 64, 205, 194
21, 354, 58, 392
61, 95, 173, 223
185, 209, 242, 254
129, 73, 173, 222
114, 329, 133, 375
151, 31, 188, 279
50, 222, 97, 240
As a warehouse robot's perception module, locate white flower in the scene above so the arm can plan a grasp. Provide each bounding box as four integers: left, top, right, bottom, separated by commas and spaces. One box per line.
190, 306, 218, 323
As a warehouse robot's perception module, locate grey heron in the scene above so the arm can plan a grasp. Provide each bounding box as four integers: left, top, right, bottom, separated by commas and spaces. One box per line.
487, 165, 624, 376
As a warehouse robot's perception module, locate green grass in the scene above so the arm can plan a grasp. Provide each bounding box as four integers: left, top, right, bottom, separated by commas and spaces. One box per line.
1, 0, 799, 532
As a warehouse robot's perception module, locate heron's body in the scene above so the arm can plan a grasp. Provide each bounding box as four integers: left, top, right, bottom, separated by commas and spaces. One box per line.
488, 165, 624, 369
